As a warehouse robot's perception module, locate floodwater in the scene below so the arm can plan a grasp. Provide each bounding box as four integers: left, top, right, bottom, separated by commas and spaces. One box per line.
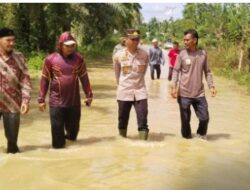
0, 49, 250, 190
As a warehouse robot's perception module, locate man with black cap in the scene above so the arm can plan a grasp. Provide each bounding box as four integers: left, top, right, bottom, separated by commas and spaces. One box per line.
113, 29, 150, 140
38, 31, 93, 149
0, 27, 32, 153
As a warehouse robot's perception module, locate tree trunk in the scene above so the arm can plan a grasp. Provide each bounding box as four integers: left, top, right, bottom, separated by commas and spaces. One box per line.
238, 49, 244, 72
248, 48, 250, 72
238, 38, 245, 72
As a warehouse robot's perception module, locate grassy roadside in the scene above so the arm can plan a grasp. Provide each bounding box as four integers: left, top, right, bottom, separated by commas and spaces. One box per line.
208, 47, 250, 92
213, 67, 250, 92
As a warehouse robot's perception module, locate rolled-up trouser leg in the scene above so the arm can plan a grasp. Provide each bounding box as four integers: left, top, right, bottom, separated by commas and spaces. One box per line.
3, 112, 20, 153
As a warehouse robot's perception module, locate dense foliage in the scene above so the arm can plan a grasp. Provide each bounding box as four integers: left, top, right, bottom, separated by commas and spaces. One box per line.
0, 3, 142, 55
145, 4, 250, 46
1, 3, 250, 89
144, 3, 250, 86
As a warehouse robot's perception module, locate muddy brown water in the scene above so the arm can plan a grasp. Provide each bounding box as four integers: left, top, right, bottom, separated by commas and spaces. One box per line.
0, 48, 249, 190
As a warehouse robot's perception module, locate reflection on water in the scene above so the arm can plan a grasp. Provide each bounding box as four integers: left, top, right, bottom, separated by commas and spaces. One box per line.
0, 52, 250, 190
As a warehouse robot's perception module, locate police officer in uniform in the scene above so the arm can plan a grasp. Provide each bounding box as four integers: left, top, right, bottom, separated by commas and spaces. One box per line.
113, 29, 149, 140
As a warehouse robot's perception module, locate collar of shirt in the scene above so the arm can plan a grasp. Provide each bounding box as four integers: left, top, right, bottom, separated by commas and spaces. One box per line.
0, 52, 13, 62
126, 48, 140, 59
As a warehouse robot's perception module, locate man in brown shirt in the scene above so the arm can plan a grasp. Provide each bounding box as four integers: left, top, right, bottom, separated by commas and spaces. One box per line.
113, 29, 149, 140
171, 29, 217, 139
0, 28, 32, 153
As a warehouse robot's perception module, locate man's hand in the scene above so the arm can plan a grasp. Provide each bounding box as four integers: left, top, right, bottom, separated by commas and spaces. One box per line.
85, 98, 92, 107
210, 87, 217, 97
20, 103, 29, 114
171, 87, 178, 99
38, 103, 46, 112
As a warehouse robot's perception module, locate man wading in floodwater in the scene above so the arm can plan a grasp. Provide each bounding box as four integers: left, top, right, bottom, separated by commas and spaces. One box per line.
0, 28, 32, 153
113, 29, 150, 140
171, 29, 217, 140
38, 32, 93, 148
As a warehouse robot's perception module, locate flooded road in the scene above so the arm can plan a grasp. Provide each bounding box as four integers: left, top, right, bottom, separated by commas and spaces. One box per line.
0, 50, 250, 190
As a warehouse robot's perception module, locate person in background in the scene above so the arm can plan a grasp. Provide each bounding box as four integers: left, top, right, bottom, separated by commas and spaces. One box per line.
139, 39, 144, 46
171, 29, 217, 140
149, 38, 165, 80
113, 29, 150, 140
167, 41, 180, 81
0, 27, 32, 153
113, 37, 126, 56
38, 31, 93, 149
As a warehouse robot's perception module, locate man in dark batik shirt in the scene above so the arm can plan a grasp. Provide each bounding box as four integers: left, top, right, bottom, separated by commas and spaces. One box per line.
0, 28, 32, 153
38, 32, 93, 149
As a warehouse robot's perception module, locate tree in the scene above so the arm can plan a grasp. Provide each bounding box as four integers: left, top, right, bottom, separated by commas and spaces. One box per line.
0, 3, 142, 53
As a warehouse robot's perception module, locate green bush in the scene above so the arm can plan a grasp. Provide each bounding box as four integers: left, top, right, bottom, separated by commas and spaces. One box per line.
27, 52, 46, 70
214, 67, 250, 92
79, 36, 117, 59
209, 43, 250, 92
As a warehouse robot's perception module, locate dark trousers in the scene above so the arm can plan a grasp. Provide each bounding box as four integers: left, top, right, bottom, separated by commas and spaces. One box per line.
150, 64, 161, 80
177, 96, 209, 138
118, 99, 149, 131
168, 67, 174, 81
0, 112, 20, 153
49, 106, 81, 148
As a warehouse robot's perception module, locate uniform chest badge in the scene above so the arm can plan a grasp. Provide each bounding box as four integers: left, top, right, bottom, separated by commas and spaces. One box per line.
121, 53, 129, 61
122, 65, 131, 74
